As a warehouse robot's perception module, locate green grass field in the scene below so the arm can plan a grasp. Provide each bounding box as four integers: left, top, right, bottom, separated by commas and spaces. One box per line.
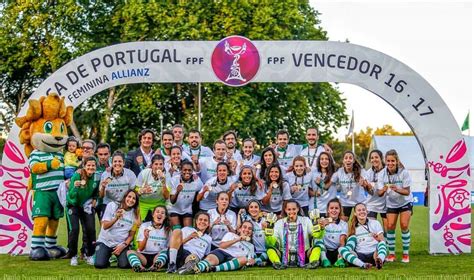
1, 206, 473, 279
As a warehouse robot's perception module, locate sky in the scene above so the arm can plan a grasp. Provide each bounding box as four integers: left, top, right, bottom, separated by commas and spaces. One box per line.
310, 0, 473, 139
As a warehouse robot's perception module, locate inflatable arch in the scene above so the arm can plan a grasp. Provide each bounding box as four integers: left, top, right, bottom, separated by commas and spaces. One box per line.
0, 36, 471, 254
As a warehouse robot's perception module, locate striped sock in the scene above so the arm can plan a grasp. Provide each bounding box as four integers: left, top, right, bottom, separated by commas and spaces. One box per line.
401, 230, 411, 255
44, 236, 57, 249
345, 236, 357, 251
377, 241, 387, 262
196, 259, 211, 272
31, 235, 45, 249
156, 250, 168, 266
128, 253, 142, 268
215, 258, 240, 272
339, 246, 364, 268
386, 230, 396, 255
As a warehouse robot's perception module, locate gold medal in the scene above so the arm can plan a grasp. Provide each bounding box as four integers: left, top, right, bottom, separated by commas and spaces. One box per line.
271, 182, 279, 189
105, 177, 112, 184
327, 218, 333, 223
237, 183, 243, 190
347, 190, 353, 196
80, 180, 86, 186
255, 164, 261, 169
197, 231, 203, 237
147, 225, 154, 231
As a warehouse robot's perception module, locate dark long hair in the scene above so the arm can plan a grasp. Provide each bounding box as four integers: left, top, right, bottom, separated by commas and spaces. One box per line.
151, 205, 171, 235
265, 163, 284, 192
259, 147, 278, 179
317, 151, 336, 184
238, 165, 258, 196
119, 189, 140, 224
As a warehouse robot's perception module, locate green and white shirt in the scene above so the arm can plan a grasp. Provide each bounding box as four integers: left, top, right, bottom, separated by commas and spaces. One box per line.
29, 150, 65, 191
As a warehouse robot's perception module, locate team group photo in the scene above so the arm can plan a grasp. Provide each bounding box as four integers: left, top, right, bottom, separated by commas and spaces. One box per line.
0, 1, 472, 279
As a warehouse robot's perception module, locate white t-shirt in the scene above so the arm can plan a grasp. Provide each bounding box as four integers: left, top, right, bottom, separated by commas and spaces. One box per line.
230, 183, 265, 209
208, 208, 237, 247
286, 172, 314, 207
261, 181, 292, 213
275, 144, 303, 169
250, 218, 266, 254
323, 220, 348, 250
169, 176, 203, 215
377, 167, 413, 209
97, 202, 136, 248
220, 232, 255, 259
300, 145, 325, 171
198, 157, 221, 184
364, 168, 386, 213
137, 221, 170, 254
354, 219, 384, 254
181, 227, 212, 259
101, 169, 136, 205
185, 145, 214, 159
310, 171, 337, 213
199, 176, 235, 210
331, 168, 366, 207
273, 216, 313, 251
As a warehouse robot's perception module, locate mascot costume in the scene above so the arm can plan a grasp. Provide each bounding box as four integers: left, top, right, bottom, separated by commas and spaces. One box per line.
15, 93, 73, 260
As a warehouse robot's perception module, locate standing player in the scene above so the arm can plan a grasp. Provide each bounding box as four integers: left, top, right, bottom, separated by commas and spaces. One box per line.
362, 150, 387, 232
228, 165, 265, 212
274, 129, 302, 170
310, 152, 337, 217
100, 151, 137, 206
172, 124, 188, 150
261, 163, 292, 215
286, 156, 314, 216
195, 140, 226, 184
331, 151, 366, 221
169, 161, 203, 228
197, 162, 235, 211
377, 149, 413, 263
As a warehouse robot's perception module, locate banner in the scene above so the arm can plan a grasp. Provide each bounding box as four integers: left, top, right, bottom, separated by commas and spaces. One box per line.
0, 37, 471, 254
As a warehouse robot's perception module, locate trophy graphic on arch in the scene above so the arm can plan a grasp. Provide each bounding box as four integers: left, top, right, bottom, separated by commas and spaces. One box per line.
224, 40, 247, 82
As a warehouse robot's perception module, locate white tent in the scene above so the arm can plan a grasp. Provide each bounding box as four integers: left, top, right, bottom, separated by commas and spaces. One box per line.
367, 135, 474, 205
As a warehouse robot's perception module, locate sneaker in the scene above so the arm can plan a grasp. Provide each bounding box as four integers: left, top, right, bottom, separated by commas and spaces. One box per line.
70, 256, 78, 266
167, 262, 177, 273
86, 256, 95, 266
375, 257, 383, 269
401, 254, 410, 263
322, 259, 332, 268
305, 261, 319, 269
132, 265, 146, 273
334, 258, 346, 268
386, 254, 396, 262
178, 256, 200, 275
272, 262, 286, 270
257, 261, 267, 267
361, 263, 372, 270
109, 255, 117, 263
192, 264, 201, 274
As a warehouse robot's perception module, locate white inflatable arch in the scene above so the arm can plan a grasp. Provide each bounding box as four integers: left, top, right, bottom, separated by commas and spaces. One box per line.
0, 37, 471, 254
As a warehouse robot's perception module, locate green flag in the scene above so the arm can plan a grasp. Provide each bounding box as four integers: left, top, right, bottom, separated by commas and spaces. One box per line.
461, 112, 469, 131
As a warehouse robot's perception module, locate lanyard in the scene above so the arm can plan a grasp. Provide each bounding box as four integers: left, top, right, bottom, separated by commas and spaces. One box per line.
307, 146, 318, 167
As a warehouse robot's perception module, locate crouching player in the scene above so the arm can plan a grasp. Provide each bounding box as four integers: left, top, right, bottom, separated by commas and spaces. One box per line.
181, 220, 255, 274
338, 203, 387, 269
265, 200, 323, 269
166, 212, 213, 274
320, 198, 347, 268
126, 206, 170, 272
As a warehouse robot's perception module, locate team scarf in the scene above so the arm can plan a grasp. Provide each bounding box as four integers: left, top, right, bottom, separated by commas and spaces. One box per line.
282, 219, 305, 267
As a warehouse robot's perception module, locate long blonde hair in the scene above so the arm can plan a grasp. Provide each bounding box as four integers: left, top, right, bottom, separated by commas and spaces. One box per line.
348, 203, 366, 237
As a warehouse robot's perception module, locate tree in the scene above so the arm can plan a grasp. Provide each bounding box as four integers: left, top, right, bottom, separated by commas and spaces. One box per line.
1, 1, 349, 152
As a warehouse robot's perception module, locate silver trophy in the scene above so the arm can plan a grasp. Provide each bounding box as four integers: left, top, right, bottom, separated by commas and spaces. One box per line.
224, 40, 247, 82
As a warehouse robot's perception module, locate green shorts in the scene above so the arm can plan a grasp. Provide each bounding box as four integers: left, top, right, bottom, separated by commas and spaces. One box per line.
32, 190, 64, 220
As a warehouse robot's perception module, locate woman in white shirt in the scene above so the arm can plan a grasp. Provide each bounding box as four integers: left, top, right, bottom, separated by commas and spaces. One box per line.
377, 149, 413, 263
182, 220, 255, 274
208, 191, 237, 249
94, 190, 140, 269
126, 205, 170, 272
319, 198, 347, 268
338, 203, 387, 269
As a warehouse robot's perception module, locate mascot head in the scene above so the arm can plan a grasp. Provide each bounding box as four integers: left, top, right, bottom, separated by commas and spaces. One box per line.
15, 93, 73, 156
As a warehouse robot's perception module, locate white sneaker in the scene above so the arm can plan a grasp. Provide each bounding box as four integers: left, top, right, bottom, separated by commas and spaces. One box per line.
86, 256, 95, 265
70, 256, 79, 266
